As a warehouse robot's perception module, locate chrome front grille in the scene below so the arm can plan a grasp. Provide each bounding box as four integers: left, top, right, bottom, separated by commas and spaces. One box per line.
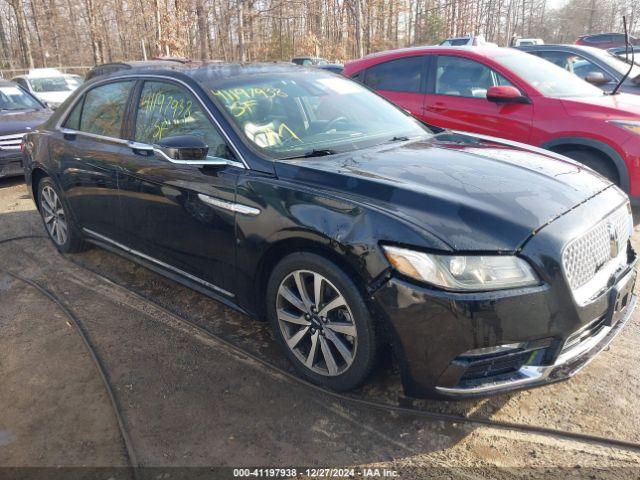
562, 204, 632, 292
0, 133, 26, 151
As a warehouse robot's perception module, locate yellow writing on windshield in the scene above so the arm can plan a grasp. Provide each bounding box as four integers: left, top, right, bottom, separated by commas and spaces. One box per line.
211, 87, 288, 118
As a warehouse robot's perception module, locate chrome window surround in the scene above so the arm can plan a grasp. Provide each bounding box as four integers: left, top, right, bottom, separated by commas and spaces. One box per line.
54, 74, 249, 170
562, 202, 632, 306
83, 228, 235, 298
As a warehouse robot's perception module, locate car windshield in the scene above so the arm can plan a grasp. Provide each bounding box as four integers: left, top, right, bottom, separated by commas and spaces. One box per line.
496, 53, 605, 97
29, 76, 72, 93
0, 84, 42, 110
591, 49, 640, 78
205, 73, 430, 159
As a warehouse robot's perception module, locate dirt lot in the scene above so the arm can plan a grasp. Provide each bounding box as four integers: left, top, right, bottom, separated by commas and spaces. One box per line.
1, 176, 640, 479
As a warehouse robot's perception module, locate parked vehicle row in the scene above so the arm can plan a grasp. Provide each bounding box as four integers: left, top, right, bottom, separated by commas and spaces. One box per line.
21, 61, 637, 399
344, 46, 640, 203
0, 79, 51, 179
11, 68, 84, 109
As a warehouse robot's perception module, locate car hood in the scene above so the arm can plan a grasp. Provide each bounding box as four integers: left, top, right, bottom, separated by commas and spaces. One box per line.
35, 91, 71, 104
0, 109, 51, 136
275, 133, 612, 251
560, 92, 640, 118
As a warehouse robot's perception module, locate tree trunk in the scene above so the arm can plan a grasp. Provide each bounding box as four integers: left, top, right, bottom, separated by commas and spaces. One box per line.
9, 0, 34, 69
196, 0, 209, 60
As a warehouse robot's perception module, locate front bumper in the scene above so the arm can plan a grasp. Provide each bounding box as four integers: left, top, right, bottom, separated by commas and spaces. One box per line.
373, 187, 637, 399
0, 151, 24, 179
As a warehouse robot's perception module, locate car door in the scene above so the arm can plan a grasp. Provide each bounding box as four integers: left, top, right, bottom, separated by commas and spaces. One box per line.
422, 55, 533, 143
362, 55, 429, 123
115, 78, 242, 296
50, 80, 135, 244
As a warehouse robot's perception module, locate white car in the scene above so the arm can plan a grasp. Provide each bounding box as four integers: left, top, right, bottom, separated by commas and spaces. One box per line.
439, 35, 498, 47
513, 38, 545, 46
10, 69, 78, 109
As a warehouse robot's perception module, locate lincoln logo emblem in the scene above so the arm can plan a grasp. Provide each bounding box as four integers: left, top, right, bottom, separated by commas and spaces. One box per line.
608, 223, 619, 259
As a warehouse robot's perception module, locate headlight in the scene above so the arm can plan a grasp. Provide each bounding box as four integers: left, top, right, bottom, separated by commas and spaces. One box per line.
382, 246, 539, 291
609, 120, 640, 135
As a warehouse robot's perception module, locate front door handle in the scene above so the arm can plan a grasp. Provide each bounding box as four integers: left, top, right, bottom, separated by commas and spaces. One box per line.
127, 141, 154, 156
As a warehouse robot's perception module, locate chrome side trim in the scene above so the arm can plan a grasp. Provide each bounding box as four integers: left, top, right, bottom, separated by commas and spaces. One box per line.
55, 74, 249, 169
197, 193, 260, 216
82, 228, 235, 298
435, 294, 637, 396
58, 127, 129, 146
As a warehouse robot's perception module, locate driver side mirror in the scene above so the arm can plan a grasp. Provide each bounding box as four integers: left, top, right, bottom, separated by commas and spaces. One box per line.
155, 135, 209, 161
486, 86, 530, 104
584, 71, 613, 86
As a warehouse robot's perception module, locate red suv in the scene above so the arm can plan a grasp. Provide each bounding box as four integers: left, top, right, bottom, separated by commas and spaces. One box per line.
576, 33, 639, 50
344, 46, 640, 203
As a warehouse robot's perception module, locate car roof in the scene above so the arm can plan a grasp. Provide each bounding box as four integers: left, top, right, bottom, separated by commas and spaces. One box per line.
0, 79, 19, 87
518, 44, 600, 52
88, 60, 316, 85
348, 45, 517, 69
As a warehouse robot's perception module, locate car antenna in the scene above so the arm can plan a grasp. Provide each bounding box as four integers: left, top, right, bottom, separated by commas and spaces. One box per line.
610, 16, 634, 95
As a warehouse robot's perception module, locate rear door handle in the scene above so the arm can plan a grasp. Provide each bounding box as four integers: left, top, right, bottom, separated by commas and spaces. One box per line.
426, 103, 447, 112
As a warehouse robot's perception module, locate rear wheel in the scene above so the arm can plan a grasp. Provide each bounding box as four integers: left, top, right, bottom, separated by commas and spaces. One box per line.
266, 253, 377, 391
560, 148, 619, 186
37, 177, 86, 253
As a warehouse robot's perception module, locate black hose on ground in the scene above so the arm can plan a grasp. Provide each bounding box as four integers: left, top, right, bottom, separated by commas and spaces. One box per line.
2, 234, 640, 456
0, 261, 140, 480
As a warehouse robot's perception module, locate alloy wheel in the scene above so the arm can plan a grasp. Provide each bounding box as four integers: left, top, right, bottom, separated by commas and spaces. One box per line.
40, 185, 68, 246
276, 269, 357, 376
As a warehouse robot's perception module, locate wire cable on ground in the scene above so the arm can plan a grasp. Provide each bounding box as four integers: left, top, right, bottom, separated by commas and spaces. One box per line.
0, 254, 140, 480
2, 234, 640, 455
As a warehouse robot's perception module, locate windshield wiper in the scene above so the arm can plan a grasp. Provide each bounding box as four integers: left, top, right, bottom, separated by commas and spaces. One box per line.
291, 149, 337, 159
388, 135, 410, 142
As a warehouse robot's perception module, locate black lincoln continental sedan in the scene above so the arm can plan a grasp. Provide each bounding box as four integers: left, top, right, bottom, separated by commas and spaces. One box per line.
22, 62, 637, 398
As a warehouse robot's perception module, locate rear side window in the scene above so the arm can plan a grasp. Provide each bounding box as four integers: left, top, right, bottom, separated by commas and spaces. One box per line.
134, 81, 234, 160
72, 81, 133, 138
364, 56, 424, 93
64, 98, 83, 129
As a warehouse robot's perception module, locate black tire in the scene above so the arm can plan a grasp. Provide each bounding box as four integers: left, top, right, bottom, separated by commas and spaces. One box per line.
561, 148, 619, 185
36, 177, 86, 253
266, 252, 377, 391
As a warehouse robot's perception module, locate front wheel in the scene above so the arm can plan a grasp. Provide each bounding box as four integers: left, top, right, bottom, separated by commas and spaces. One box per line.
266, 252, 377, 391
37, 177, 86, 253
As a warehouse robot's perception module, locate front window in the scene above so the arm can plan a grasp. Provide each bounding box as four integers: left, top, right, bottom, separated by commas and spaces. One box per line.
495, 53, 604, 98
435, 56, 515, 98
205, 73, 429, 159
28, 76, 73, 93
0, 84, 42, 110
134, 81, 234, 160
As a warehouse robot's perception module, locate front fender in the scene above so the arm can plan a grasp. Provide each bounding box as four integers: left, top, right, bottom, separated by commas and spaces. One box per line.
540, 136, 630, 194
233, 174, 448, 315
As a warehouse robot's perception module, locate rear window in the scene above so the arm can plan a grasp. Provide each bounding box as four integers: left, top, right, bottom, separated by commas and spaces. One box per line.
65, 81, 134, 138
364, 56, 423, 93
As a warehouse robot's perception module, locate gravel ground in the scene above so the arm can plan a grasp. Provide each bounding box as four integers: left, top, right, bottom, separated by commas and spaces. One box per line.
1, 176, 640, 478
